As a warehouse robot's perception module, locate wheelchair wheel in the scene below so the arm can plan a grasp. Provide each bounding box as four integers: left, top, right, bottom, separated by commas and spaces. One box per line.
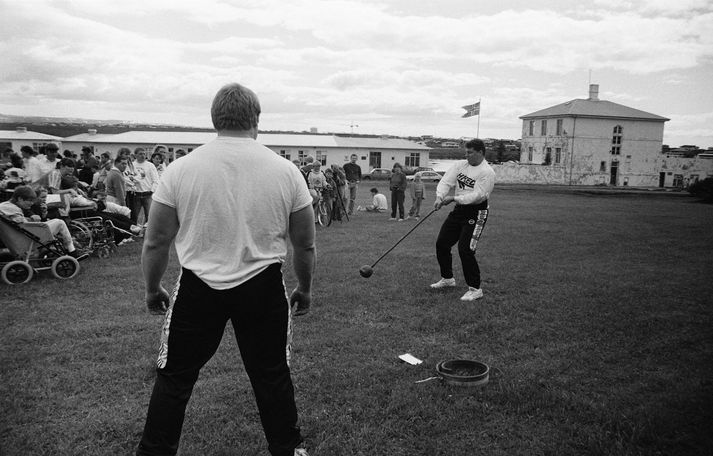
69, 220, 93, 252
51, 256, 80, 280
1, 261, 34, 285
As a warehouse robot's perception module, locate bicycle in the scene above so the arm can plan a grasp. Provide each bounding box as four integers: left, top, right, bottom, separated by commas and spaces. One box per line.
316, 191, 332, 227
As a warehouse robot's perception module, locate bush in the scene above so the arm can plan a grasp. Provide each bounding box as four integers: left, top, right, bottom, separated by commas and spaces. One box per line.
688, 177, 713, 203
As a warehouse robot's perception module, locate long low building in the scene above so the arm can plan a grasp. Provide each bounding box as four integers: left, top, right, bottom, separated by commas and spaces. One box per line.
62, 130, 431, 171
0, 127, 63, 159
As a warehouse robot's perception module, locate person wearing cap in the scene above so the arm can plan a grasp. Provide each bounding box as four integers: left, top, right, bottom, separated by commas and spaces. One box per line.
37, 142, 61, 177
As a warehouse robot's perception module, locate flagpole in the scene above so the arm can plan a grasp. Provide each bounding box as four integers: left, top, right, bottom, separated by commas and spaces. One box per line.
476, 97, 481, 138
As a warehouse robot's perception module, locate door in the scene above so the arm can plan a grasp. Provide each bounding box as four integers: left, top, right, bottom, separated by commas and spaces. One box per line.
609, 161, 618, 186
659, 172, 665, 188
369, 151, 381, 169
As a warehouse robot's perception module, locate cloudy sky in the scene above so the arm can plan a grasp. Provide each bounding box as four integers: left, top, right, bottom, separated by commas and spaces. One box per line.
1, 0, 712, 147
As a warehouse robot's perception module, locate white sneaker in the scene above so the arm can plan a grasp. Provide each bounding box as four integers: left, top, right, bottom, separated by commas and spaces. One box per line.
430, 278, 456, 289
398, 218, 404, 222
389, 217, 397, 221
460, 287, 484, 301
294, 449, 309, 456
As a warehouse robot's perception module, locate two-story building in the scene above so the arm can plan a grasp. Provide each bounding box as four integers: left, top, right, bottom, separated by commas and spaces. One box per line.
519, 84, 669, 186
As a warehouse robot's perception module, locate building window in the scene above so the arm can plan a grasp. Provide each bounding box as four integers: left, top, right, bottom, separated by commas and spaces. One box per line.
556, 119, 563, 136
279, 149, 290, 160
316, 151, 326, 165
544, 147, 552, 165
298, 150, 306, 161
611, 125, 622, 155
600, 161, 606, 172
528, 121, 534, 136
527, 146, 533, 162
541, 120, 547, 136
555, 147, 561, 164
404, 153, 420, 167
33, 142, 51, 151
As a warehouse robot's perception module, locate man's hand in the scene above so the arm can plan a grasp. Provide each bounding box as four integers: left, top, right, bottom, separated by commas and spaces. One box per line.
434, 196, 455, 210
434, 197, 443, 210
146, 286, 170, 315
290, 286, 312, 316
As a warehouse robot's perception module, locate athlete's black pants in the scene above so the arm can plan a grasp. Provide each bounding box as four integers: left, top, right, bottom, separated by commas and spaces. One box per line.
136, 264, 302, 456
435, 203, 489, 288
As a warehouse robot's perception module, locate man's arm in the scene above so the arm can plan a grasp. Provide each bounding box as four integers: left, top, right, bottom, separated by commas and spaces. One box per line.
141, 201, 179, 314
288, 205, 316, 316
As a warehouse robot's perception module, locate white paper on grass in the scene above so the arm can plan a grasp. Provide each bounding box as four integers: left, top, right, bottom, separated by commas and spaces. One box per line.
398, 353, 423, 365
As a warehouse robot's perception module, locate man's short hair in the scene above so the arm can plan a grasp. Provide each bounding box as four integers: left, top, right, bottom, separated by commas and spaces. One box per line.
117, 147, 132, 156
60, 158, 75, 168
20, 145, 35, 155
45, 142, 60, 152
465, 138, 486, 153
11, 185, 36, 202
370, 187, 378, 193
134, 147, 146, 154
114, 156, 127, 165
211, 83, 261, 132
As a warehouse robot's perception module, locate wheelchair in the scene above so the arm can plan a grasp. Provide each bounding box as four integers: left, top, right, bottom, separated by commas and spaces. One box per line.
0, 215, 81, 285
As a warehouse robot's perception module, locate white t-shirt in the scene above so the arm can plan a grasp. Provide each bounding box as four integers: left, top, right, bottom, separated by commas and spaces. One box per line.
132, 160, 160, 193
372, 193, 388, 209
436, 159, 495, 206
153, 136, 312, 290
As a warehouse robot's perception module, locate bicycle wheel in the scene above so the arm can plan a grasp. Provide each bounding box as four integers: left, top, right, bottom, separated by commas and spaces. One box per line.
69, 220, 93, 253
318, 200, 330, 227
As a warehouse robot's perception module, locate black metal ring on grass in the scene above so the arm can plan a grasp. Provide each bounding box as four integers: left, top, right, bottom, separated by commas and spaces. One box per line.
436, 359, 489, 387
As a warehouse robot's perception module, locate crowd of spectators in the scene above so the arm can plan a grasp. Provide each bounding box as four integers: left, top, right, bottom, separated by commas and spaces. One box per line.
0, 143, 177, 258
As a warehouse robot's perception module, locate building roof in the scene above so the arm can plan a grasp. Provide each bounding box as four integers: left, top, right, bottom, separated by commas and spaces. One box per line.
520, 99, 669, 122
63, 131, 430, 150
0, 130, 64, 141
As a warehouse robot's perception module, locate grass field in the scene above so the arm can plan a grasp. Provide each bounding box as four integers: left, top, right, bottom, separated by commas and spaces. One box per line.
2, 184, 712, 456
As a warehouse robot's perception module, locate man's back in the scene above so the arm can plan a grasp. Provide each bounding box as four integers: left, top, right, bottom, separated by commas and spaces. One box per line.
153, 136, 311, 289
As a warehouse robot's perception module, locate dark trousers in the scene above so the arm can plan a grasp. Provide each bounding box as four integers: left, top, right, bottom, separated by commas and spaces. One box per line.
435, 204, 489, 288
390, 189, 405, 219
130, 191, 152, 224
136, 265, 302, 456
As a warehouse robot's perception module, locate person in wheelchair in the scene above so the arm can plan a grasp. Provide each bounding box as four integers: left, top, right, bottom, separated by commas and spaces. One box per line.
0, 186, 87, 260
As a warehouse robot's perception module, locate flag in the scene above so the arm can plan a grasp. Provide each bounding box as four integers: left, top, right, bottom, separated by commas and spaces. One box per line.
461, 101, 480, 118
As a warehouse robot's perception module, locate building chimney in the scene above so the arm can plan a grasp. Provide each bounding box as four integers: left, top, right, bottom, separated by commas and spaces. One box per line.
88, 129, 97, 135
16, 126, 27, 133
588, 84, 599, 101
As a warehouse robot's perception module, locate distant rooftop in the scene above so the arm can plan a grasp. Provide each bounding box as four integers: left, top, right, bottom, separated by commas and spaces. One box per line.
63, 131, 430, 150
520, 84, 669, 122
0, 128, 63, 141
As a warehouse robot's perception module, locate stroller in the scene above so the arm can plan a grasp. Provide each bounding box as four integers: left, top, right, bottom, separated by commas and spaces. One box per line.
0, 215, 81, 284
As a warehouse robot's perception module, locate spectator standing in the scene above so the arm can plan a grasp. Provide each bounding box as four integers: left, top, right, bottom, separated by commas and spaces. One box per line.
37, 142, 61, 177
307, 162, 327, 222
150, 152, 166, 177
136, 82, 314, 456
407, 173, 426, 220
105, 156, 128, 206
118, 147, 138, 221
343, 154, 361, 215
131, 148, 159, 223
21, 146, 43, 184
388, 163, 407, 221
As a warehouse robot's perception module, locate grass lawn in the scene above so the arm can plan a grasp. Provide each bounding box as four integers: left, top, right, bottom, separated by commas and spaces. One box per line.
2, 184, 712, 456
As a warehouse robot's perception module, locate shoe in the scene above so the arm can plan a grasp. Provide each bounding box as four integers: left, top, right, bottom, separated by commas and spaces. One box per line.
398, 218, 404, 222
430, 277, 456, 289
294, 449, 309, 456
389, 217, 396, 221
118, 238, 134, 246
415, 216, 420, 220
130, 225, 142, 235
69, 250, 89, 261
460, 287, 484, 301
405, 215, 411, 220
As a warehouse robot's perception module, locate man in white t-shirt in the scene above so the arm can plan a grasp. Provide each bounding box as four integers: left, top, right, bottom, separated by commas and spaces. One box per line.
137, 83, 314, 456
36, 142, 61, 177
364, 187, 388, 212
130, 147, 159, 223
